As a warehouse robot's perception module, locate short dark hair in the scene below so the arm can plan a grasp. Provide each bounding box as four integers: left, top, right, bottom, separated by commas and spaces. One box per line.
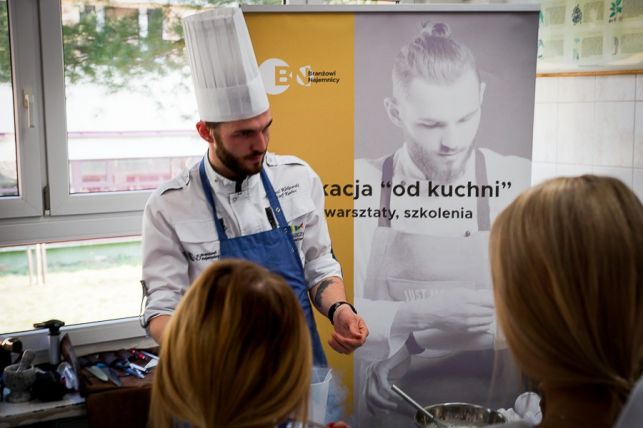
204, 121, 220, 131
204, 121, 222, 145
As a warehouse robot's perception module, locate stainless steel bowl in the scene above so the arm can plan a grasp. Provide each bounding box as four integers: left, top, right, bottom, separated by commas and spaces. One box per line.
414, 403, 506, 428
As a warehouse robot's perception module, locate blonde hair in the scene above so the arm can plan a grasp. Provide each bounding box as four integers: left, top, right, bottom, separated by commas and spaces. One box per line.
149, 259, 312, 428
490, 175, 643, 422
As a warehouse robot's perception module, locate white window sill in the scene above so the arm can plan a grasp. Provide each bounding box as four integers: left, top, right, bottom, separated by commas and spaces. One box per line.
0, 318, 155, 365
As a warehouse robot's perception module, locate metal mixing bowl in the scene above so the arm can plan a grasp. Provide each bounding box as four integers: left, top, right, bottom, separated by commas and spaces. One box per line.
414, 402, 506, 428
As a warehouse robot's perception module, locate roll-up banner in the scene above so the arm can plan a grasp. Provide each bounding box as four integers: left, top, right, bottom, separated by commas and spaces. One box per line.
245, 5, 539, 425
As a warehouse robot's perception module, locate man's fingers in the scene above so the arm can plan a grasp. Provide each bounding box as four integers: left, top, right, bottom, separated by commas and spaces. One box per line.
336, 315, 368, 340
336, 332, 367, 349
333, 318, 368, 352
349, 318, 363, 337
356, 317, 369, 338
328, 335, 351, 354
328, 338, 349, 354
330, 332, 364, 353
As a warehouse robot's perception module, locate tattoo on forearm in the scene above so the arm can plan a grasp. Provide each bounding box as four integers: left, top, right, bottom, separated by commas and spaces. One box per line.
314, 278, 335, 310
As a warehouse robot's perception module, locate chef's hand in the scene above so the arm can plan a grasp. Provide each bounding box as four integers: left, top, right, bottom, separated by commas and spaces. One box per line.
365, 344, 410, 414
393, 289, 494, 336
328, 306, 369, 354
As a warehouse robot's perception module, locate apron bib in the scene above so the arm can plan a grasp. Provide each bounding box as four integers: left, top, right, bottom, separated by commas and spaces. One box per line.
199, 159, 327, 366
358, 151, 521, 427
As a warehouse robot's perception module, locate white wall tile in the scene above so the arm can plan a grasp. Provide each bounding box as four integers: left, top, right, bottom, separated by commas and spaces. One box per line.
531, 162, 557, 185
595, 75, 636, 101
557, 76, 595, 102
635, 102, 643, 168
636, 75, 643, 101
556, 163, 593, 177
592, 166, 633, 187
557, 103, 595, 164
532, 103, 557, 162
593, 102, 635, 167
634, 169, 643, 202
534, 77, 558, 103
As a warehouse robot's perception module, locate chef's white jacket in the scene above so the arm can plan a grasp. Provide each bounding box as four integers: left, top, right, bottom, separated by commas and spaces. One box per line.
141, 152, 342, 326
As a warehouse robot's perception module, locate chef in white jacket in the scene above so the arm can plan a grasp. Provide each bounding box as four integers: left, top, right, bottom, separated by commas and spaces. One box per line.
141, 7, 368, 366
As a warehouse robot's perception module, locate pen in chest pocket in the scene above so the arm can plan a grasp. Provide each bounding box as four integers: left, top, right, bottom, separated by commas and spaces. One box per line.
265, 207, 277, 229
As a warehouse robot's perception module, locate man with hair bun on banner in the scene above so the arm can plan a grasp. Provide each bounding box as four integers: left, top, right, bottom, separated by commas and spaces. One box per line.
141, 7, 368, 371
354, 21, 532, 426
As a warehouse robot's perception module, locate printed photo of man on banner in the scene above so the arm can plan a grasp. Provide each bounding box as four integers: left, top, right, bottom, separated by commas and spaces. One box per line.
353, 12, 539, 427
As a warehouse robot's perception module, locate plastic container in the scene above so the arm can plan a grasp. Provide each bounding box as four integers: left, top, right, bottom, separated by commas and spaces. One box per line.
309, 367, 332, 424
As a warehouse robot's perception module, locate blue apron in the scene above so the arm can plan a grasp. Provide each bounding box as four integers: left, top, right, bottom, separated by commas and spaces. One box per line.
198, 159, 327, 366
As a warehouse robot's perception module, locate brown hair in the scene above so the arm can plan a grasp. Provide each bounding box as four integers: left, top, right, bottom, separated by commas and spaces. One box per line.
205, 121, 222, 145
490, 175, 643, 422
149, 259, 312, 428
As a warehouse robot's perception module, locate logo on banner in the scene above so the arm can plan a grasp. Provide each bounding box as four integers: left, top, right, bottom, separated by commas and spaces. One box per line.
259, 58, 340, 95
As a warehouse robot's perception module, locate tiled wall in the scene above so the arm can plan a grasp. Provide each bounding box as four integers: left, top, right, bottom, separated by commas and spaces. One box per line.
531, 73, 643, 202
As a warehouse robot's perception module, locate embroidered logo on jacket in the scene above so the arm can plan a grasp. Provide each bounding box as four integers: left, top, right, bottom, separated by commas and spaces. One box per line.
275, 184, 300, 198
291, 223, 305, 241
183, 250, 219, 262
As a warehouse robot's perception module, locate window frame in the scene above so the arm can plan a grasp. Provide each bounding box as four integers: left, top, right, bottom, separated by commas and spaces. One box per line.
0, 0, 165, 246
0, 0, 45, 220
0, 0, 155, 344
40, 0, 155, 217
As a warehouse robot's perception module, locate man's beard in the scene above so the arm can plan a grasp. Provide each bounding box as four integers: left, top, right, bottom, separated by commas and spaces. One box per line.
411, 143, 475, 184
214, 140, 265, 179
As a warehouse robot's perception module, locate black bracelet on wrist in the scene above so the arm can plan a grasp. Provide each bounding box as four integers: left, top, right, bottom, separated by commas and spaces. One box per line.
327, 301, 357, 325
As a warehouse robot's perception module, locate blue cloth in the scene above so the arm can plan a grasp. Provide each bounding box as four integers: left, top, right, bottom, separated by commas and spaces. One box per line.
199, 159, 327, 366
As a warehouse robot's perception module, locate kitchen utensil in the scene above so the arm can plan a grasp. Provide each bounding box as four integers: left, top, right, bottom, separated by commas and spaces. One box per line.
3, 350, 37, 403
392, 384, 448, 428
33, 319, 65, 365
414, 402, 506, 428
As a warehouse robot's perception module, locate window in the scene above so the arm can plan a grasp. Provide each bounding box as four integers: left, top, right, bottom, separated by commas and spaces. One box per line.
0, 0, 215, 340
0, 237, 142, 334
0, 0, 281, 342
44, 0, 205, 215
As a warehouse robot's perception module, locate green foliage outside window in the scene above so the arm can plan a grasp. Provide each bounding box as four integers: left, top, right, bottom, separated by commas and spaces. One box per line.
0, 0, 283, 89
0, 2, 10, 84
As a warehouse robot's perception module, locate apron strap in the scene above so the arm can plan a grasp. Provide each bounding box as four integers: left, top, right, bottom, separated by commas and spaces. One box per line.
474, 149, 491, 231
260, 168, 307, 272
260, 169, 289, 229
199, 158, 228, 240
378, 155, 395, 228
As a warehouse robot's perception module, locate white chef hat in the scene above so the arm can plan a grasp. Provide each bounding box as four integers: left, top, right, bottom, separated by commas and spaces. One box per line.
182, 7, 269, 122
